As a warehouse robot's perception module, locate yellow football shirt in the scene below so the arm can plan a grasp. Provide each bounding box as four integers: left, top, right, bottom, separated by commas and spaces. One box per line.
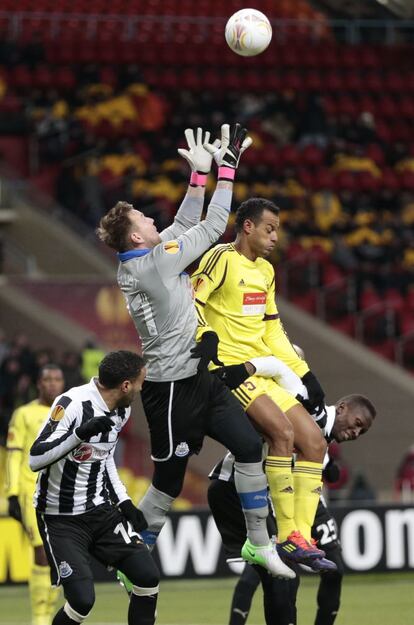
192, 243, 309, 377
6, 400, 50, 498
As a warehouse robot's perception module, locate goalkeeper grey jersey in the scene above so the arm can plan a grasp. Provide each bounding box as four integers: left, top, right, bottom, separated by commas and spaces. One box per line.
117, 188, 232, 382
30, 379, 130, 515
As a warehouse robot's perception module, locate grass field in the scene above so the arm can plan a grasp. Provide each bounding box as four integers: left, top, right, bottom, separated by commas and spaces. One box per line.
1, 572, 413, 625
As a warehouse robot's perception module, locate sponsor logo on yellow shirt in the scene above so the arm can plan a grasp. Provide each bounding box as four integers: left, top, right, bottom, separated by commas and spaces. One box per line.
242, 292, 266, 315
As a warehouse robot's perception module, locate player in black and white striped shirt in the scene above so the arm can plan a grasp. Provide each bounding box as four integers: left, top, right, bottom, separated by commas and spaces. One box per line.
30, 351, 159, 625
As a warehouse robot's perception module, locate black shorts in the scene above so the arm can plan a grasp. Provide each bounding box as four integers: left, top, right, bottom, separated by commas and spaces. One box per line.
142, 368, 258, 462
37, 503, 150, 586
207, 478, 276, 560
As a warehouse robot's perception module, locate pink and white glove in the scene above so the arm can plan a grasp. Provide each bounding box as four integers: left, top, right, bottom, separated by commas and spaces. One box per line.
177, 127, 220, 187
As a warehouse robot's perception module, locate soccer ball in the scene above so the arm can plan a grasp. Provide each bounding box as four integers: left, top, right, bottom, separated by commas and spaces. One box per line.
225, 8, 272, 57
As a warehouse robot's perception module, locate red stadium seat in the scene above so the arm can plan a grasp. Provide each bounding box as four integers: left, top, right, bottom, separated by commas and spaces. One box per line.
344, 71, 363, 92
381, 168, 400, 191
32, 65, 53, 89
300, 144, 325, 168
323, 71, 343, 92
334, 171, 357, 192
336, 95, 358, 117
400, 309, 414, 335
312, 168, 334, 190
370, 339, 396, 361
365, 143, 385, 167
383, 288, 405, 314
357, 172, 379, 193
364, 72, 383, 93
340, 46, 359, 69
360, 46, 380, 70
304, 70, 323, 92
322, 263, 345, 286
290, 292, 317, 314
360, 285, 382, 310
55, 67, 76, 91
279, 144, 300, 167
331, 314, 356, 337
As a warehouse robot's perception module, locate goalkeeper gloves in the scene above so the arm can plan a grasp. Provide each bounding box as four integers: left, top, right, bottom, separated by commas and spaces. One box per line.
190, 331, 224, 370
8, 496, 22, 523
204, 123, 253, 180
119, 500, 148, 533
76, 416, 114, 441
177, 127, 220, 186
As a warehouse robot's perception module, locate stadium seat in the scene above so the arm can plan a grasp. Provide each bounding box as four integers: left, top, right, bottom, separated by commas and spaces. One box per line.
322, 263, 345, 286
383, 288, 405, 314
359, 284, 382, 310
290, 292, 317, 314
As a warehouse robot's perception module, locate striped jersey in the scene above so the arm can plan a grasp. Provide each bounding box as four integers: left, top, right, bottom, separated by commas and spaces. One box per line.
116, 188, 232, 382
30, 379, 130, 515
209, 405, 336, 482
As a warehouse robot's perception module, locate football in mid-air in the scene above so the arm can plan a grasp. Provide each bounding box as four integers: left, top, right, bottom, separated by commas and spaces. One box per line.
225, 8, 272, 57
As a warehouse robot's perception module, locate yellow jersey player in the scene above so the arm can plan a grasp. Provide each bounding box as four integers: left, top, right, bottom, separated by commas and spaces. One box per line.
192, 197, 332, 570
6, 364, 65, 625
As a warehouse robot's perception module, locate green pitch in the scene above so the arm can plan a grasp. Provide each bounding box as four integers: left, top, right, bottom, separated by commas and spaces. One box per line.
0, 573, 413, 625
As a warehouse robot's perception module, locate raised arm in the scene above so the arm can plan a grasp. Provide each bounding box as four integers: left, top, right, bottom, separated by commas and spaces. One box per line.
160, 127, 218, 241
29, 399, 83, 471
154, 123, 252, 276
30, 399, 113, 471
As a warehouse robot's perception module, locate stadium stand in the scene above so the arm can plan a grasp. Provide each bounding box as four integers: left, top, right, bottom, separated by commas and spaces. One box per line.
1, 3, 414, 501
0, 17, 414, 368
2, 6, 413, 368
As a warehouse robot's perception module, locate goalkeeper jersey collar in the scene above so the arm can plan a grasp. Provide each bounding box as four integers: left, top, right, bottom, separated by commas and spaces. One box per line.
117, 249, 150, 262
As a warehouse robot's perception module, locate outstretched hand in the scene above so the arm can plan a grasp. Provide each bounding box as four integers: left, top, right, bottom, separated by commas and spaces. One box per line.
204, 123, 253, 169
177, 127, 220, 174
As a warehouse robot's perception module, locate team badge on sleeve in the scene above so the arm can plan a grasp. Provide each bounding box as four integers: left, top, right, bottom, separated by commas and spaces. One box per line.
51, 405, 65, 422
193, 277, 204, 292
163, 240, 181, 254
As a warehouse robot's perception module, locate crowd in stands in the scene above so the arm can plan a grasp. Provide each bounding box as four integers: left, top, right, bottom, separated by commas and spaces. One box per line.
0, 330, 85, 443
1, 48, 413, 274
0, 13, 414, 365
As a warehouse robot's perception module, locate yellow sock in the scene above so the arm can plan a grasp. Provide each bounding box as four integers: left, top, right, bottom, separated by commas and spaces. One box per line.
293, 460, 323, 542
46, 585, 60, 625
29, 564, 52, 625
265, 456, 296, 541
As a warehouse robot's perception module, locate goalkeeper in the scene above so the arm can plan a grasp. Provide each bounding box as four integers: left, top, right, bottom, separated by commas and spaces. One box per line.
98, 124, 294, 580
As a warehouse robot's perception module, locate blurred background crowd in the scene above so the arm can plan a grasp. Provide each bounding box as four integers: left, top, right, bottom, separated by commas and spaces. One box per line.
1, 0, 414, 508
